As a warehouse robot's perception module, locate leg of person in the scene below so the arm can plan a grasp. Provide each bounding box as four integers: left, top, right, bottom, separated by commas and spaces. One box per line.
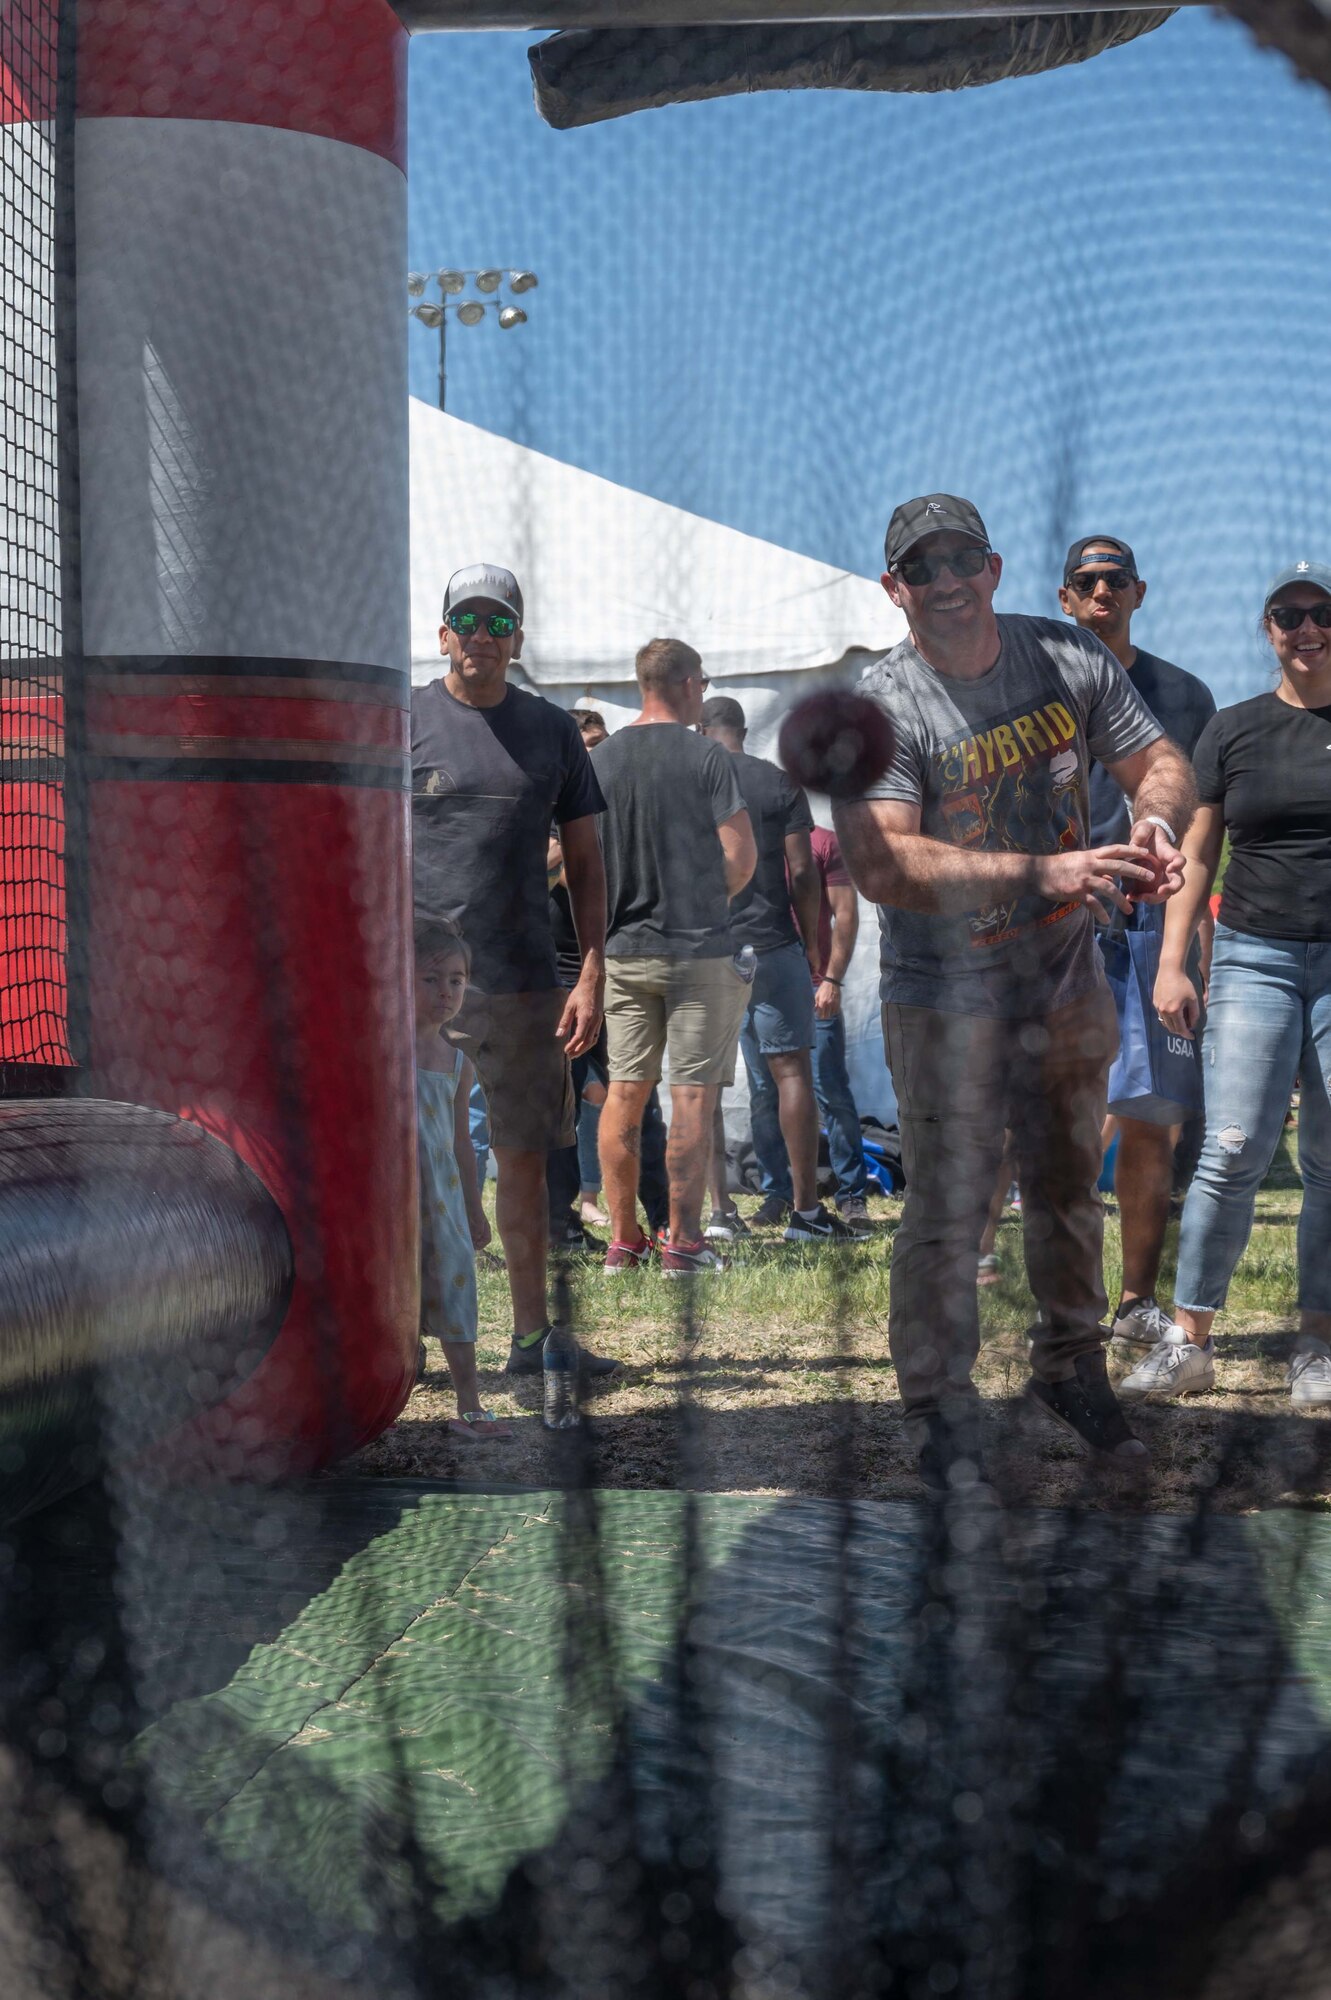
600, 957, 666, 1267
706, 1097, 729, 1219
1287, 955, 1331, 1406
812, 1010, 869, 1216
1126, 932, 1304, 1402
884, 1002, 1007, 1476
442, 1341, 511, 1439
767, 1050, 820, 1213
739, 1010, 793, 1209
1111, 1115, 1181, 1336
977, 1135, 1014, 1284
578, 1096, 607, 1223
639, 1088, 671, 1236
1011, 987, 1146, 1460
658, 957, 751, 1272
546, 1045, 588, 1239
666, 1082, 719, 1248
600, 1079, 655, 1253
747, 942, 842, 1240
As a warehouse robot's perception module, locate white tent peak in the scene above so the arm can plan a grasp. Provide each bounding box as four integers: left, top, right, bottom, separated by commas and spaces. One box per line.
410, 397, 903, 687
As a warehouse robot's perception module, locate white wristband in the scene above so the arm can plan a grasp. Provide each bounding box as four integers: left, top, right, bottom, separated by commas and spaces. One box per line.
1143, 814, 1177, 845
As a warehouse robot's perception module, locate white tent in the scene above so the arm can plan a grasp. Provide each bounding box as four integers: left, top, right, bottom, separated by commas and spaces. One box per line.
410, 398, 907, 1129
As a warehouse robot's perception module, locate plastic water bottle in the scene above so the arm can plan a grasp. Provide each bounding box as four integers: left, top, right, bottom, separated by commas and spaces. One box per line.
542, 1323, 580, 1430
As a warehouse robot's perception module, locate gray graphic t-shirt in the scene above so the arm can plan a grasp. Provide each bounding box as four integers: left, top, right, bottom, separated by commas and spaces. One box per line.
857, 614, 1160, 1017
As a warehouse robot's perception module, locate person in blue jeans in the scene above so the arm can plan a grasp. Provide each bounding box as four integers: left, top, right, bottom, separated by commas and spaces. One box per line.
744, 825, 872, 1234
699, 698, 854, 1244
1126, 560, 1331, 1408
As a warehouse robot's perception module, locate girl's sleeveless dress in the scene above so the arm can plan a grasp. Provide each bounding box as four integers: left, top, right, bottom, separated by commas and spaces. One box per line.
417, 1047, 478, 1344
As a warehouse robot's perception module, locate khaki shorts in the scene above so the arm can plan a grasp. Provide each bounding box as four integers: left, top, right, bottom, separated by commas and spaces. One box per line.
605, 955, 751, 1087
446, 987, 575, 1154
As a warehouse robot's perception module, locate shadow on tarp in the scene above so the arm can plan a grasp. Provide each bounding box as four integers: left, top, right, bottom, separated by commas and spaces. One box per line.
4, 1473, 1331, 1998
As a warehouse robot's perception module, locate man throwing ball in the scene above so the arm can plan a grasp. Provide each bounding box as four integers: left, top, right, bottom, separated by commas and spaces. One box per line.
832, 495, 1196, 1491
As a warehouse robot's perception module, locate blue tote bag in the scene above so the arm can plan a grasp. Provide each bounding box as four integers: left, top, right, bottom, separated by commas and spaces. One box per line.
1101, 903, 1203, 1125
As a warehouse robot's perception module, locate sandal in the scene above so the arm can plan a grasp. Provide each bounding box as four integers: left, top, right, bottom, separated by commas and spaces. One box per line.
447, 1409, 512, 1441
977, 1254, 1002, 1287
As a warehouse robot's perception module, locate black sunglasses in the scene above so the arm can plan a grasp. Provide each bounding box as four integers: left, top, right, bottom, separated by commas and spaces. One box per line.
1269, 603, 1331, 632
1068, 568, 1136, 596
446, 609, 518, 638
894, 546, 991, 587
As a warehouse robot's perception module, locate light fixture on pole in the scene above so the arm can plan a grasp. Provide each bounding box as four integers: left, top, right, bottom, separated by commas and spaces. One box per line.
406, 266, 540, 410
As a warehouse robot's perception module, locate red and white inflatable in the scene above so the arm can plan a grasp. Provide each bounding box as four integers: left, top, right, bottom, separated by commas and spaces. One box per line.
70, 0, 417, 1472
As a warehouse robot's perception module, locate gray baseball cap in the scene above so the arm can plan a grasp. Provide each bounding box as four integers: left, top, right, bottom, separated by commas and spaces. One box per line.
1065, 535, 1138, 584
885, 494, 990, 569
699, 695, 746, 732
1264, 560, 1331, 611
442, 564, 524, 621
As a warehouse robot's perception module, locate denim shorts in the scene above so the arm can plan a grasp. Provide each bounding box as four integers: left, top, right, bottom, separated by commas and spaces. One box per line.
745, 940, 816, 1055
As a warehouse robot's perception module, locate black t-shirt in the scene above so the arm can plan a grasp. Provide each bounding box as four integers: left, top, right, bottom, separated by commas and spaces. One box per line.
1088, 648, 1216, 846
411, 679, 605, 994
726, 750, 814, 954
1193, 692, 1331, 942
592, 723, 745, 960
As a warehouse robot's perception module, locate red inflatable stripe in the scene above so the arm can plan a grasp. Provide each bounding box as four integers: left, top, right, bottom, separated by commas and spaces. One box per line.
77, 0, 407, 170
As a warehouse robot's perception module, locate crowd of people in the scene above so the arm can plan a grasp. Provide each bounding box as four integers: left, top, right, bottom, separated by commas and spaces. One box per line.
409, 514, 1331, 1492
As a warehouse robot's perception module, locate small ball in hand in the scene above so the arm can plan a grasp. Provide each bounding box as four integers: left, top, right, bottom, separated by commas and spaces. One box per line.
777, 690, 896, 799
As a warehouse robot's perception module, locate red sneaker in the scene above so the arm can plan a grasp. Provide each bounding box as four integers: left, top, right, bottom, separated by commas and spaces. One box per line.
660, 1237, 729, 1278
604, 1235, 654, 1274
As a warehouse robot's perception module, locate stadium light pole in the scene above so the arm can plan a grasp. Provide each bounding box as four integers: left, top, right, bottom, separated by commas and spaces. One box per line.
407, 268, 539, 411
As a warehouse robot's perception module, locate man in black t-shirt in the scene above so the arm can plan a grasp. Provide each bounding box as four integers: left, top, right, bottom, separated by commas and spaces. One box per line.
411, 563, 614, 1376
699, 697, 853, 1244
1061, 534, 1216, 1351
592, 639, 756, 1276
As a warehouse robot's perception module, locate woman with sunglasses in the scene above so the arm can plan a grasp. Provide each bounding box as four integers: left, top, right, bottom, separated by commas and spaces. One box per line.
1125, 562, 1331, 1406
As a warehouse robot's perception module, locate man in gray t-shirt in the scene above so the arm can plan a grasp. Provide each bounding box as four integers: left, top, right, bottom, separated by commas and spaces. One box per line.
833, 494, 1198, 1490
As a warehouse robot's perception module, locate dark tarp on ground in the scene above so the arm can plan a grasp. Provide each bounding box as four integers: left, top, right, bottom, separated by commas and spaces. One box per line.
529, 10, 1178, 131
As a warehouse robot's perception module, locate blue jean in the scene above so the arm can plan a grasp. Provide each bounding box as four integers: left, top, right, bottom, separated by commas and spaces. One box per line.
744, 1010, 868, 1205
1174, 925, 1331, 1314
576, 1098, 602, 1193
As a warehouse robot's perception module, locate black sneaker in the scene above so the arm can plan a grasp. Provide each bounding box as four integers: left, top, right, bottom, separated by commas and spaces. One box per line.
916, 1410, 989, 1494
750, 1194, 791, 1228
506, 1326, 620, 1377
704, 1208, 750, 1241
1026, 1349, 1149, 1463
551, 1218, 606, 1257
783, 1204, 854, 1244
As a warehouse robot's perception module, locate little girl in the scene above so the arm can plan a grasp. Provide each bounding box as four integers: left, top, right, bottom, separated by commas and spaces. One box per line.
415, 919, 509, 1439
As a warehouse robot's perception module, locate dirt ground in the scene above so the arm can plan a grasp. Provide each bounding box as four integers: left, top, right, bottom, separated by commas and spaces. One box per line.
349, 1168, 1331, 1515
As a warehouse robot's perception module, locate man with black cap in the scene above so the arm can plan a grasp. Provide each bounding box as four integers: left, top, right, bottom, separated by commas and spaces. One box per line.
412, 563, 616, 1378
1060, 535, 1215, 1355
834, 495, 1197, 1490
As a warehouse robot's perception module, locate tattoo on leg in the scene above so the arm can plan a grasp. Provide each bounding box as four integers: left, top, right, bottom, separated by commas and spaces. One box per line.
621, 1124, 642, 1158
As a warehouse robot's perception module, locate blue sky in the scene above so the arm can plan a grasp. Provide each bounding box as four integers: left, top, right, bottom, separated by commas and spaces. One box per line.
407, 13, 1331, 706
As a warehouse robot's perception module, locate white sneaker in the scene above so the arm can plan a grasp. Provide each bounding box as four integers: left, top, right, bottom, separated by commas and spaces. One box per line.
1119, 1335, 1216, 1403
1288, 1339, 1331, 1409
1112, 1296, 1186, 1348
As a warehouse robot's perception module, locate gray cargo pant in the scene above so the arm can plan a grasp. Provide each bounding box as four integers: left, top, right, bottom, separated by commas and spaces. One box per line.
883, 985, 1118, 1436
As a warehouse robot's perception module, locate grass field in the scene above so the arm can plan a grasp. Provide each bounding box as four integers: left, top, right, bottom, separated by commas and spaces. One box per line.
351, 1119, 1331, 1512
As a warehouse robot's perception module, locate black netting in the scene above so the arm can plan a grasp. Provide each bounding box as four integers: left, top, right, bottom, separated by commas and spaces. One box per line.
0, 0, 72, 1080
2, 6, 1331, 1999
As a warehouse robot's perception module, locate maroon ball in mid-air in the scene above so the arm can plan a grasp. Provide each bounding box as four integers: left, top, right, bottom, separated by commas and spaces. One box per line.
777, 689, 896, 799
